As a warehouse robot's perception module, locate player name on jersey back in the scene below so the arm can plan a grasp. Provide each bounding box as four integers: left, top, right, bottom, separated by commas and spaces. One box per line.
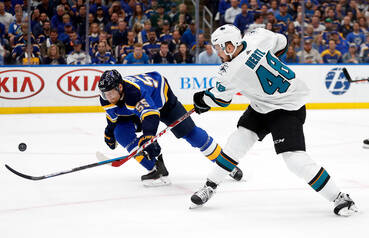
245, 49, 266, 70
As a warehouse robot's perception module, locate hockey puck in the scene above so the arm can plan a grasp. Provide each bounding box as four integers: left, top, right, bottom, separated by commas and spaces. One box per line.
18, 143, 27, 152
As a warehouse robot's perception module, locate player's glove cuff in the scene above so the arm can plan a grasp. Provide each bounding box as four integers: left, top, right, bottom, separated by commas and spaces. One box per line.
194, 91, 211, 114
138, 135, 161, 159
104, 133, 117, 150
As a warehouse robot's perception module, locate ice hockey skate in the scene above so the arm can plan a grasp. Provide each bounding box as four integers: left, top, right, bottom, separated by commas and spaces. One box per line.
333, 192, 358, 216
141, 154, 171, 187
189, 180, 217, 209
229, 166, 243, 181
363, 139, 369, 149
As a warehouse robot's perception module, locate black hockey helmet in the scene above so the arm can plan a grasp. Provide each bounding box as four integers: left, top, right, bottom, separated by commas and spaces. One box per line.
98, 69, 123, 99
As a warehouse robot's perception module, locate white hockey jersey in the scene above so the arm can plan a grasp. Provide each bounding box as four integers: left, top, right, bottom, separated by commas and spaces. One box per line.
204, 28, 310, 114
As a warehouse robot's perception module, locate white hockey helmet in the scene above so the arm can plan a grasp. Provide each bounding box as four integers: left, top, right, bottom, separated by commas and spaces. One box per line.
211, 24, 242, 57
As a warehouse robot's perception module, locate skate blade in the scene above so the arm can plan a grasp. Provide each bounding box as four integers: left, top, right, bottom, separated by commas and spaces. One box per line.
337, 205, 359, 217
142, 176, 171, 187
189, 203, 204, 209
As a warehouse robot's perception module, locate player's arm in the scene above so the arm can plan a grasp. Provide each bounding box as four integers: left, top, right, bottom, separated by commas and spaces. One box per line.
193, 66, 234, 114
100, 97, 118, 150
125, 84, 161, 158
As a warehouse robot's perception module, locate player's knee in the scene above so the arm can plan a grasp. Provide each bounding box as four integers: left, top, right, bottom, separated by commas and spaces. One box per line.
223, 127, 258, 160
282, 151, 319, 180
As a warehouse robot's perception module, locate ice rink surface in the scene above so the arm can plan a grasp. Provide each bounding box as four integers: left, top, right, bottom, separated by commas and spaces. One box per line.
0, 109, 368, 238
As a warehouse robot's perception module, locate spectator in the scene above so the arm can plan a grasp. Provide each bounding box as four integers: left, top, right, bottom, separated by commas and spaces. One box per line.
357, 16, 368, 35
92, 41, 116, 64
174, 42, 193, 63
152, 42, 174, 64
275, 3, 293, 23
143, 30, 161, 58
296, 37, 323, 63
11, 23, 41, 65
311, 15, 326, 36
248, 0, 260, 14
304, 0, 315, 19
40, 28, 65, 57
181, 20, 198, 47
95, 6, 109, 30
190, 33, 208, 56
168, 30, 182, 53
342, 43, 360, 63
359, 34, 369, 62
129, 3, 148, 29
281, 45, 299, 63
8, 10, 23, 47
42, 44, 66, 65
75, 5, 87, 40
116, 31, 136, 63
173, 3, 192, 25
330, 31, 349, 55
32, 12, 49, 38
218, 0, 231, 25
150, 4, 171, 30
51, 5, 65, 34
268, 0, 279, 15
66, 39, 91, 65
58, 23, 74, 44
346, 22, 366, 48
104, 12, 119, 38
89, 22, 101, 50
224, 0, 241, 24
159, 20, 173, 43
37, 0, 54, 19
321, 18, 336, 43
167, 3, 178, 24
247, 13, 266, 33
174, 13, 188, 36
123, 43, 150, 64
140, 19, 152, 43
64, 31, 79, 55
37, 20, 51, 44
112, 19, 128, 47
90, 0, 108, 17
0, 2, 14, 31
321, 39, 343, 63
197, 44, 222, 64
234, 3, 253, 34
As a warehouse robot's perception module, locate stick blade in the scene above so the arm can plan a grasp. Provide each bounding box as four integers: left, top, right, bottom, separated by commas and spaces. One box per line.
5, 164, 44, 181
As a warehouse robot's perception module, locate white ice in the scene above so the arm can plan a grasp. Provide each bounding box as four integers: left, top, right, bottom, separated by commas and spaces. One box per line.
0, 109, 368, 238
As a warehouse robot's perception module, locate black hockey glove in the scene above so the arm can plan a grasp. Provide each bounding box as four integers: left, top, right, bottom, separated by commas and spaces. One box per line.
138, 135, 161, 159
104, 128, 117, 150
193, 91, 211, 114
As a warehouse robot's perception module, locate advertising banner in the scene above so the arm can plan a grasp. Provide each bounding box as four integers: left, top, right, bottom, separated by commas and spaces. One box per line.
0, 64, 368, 114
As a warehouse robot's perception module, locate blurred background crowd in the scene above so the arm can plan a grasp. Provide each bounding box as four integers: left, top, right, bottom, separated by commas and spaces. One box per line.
0, 0, 368, 65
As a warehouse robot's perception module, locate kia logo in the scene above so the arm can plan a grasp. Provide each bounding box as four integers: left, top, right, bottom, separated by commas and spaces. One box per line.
0, 69, 45, 100
57, 69, 104, 98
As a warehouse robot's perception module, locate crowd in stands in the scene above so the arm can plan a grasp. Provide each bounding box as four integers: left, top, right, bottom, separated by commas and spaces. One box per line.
0, 0, 368, 65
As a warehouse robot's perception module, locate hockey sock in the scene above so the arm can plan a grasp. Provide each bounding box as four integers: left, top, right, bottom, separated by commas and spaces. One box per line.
134, 153, 156, 171
282, 151, 340, 202
183, 126, 220, 162
207, 150, 239, 184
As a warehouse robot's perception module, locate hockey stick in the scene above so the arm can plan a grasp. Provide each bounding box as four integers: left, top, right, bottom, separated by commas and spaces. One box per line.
342, 67, 369, 83
5, 108, 196, 181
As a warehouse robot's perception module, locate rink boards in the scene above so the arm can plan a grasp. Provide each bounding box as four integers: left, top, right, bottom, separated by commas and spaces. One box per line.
0, 64, 368, 114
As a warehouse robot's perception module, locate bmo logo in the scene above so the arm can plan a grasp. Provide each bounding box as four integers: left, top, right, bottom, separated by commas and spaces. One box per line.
0, 70, 45, 100
57, 69, 104, 98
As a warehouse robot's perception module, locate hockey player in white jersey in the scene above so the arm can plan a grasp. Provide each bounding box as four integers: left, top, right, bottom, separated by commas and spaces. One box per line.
190, 24, 358, 216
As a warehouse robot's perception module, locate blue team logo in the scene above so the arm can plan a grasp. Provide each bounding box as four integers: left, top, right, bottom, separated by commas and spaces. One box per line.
325, 68, 350, 95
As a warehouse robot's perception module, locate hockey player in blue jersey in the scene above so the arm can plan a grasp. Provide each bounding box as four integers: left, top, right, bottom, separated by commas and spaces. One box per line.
98, 69, 243, 186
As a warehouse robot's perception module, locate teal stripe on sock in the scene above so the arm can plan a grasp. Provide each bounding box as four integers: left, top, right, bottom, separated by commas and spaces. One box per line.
311, 170, 329, 191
